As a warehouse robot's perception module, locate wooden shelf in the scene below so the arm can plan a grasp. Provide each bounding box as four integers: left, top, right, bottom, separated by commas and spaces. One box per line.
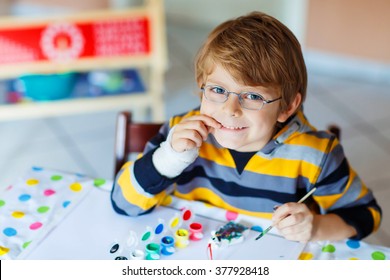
0, 91, 165, 121
0, 0, 167, 122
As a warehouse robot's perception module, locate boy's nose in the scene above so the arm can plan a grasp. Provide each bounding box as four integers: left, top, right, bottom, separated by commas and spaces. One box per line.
222, 94, 242, 117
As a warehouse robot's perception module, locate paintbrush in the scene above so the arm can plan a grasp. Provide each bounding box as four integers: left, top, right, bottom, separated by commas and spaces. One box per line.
255, 187, 317, 240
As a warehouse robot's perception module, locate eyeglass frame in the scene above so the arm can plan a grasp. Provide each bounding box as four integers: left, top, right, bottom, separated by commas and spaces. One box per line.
200, 84, 282, 111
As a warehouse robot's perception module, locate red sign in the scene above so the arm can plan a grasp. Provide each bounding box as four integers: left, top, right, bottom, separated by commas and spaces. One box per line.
0, 17, 150, 65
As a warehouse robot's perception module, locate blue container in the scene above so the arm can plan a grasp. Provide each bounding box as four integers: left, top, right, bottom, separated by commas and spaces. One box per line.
19, 72, 76, 101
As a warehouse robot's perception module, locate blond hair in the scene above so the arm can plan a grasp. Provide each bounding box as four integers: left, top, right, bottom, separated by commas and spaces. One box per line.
195, 11, 307, 112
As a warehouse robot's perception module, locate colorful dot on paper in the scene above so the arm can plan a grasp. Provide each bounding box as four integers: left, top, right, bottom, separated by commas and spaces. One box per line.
225, 210, 238, 221
43, 189, 56, 196
298, 252, 314, 260
11, 211, 25, 218
371, 251, 386, 260
37, 206, 50, 213
63, 201, 71, 208
32, 167, 43, 171
26, 179, 39, 186
110, 243, 120, 254
141, 231, 151, 241
182, 209, 192, 221
51, 175, 63, 181
349, 257, 359, 260
19, 194, 31, 202
3, 227, 17, 237
346, 239, 360, 249
70, 183, 82, 192
170, 217, 180, 228
94, 178, 106, 187
251, 225, 263, 232
155, 223, 164, 234
0, 200, 5, 207
0, 246, 10, 256
322, 244, 336, 253
23, 241, 32, 249
29, 222, 43, 230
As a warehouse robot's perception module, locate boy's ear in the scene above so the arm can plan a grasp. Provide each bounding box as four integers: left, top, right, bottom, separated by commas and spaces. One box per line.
277, 93, 302, 123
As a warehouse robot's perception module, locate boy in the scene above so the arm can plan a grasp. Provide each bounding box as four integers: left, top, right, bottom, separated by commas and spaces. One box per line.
111, 12, 381, 242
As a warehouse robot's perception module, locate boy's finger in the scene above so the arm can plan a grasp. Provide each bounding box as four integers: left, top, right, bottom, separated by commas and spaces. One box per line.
195, 115, 222, 128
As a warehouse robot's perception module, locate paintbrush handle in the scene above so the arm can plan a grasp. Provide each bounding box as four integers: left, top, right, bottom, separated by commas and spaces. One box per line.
255, 187, 317, 240
297, 187, 317, 203
255, 225, 273, 240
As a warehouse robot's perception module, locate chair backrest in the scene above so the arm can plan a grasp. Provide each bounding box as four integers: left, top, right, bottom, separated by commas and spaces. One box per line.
327, 124, 341, 140
114, 111, 163, 177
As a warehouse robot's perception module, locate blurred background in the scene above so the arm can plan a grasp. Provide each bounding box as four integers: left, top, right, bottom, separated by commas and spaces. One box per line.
0, 0, 389, 246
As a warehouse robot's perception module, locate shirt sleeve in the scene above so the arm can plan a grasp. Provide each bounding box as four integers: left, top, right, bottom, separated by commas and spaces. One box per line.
110, 120, 199, 216
110, 122, 176, 216
312, 137, 382, 240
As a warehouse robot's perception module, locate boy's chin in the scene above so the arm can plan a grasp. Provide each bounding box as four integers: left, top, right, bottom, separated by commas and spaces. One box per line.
212, 135, 242, 150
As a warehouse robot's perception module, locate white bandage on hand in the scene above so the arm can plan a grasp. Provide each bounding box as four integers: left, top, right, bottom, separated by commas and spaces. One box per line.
152, 126, 199, 178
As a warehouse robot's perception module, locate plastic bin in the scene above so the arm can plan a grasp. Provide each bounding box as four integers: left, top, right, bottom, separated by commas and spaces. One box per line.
19, 72, 76, 101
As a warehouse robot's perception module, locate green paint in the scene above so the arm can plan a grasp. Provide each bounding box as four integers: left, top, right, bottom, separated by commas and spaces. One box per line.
0, 200, 5, 207
371, 251, 386, 260
322, 244, 336, 253
51, 175, 62, 181
141, 231, 151, 241
37, 206, 50, 213
94, 178, 106, 187
22, 241, 32, 249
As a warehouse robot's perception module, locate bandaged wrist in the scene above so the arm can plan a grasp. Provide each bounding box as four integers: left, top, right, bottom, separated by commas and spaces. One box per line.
152, 126, 199, 178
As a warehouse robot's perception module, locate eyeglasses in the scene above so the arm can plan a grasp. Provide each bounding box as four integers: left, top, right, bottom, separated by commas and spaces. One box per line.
200, 85, 282, 111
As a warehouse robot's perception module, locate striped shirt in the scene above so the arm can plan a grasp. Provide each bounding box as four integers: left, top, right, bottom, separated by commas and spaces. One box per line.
111, 108, 382, 240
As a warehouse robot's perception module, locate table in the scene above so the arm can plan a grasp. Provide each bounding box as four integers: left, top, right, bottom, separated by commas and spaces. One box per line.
1, 167, 389, 260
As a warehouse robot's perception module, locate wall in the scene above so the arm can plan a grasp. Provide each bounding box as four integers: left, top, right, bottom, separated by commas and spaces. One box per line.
15, 0, 109, 10
164, 0, 308, 45
306, 0, 390, 63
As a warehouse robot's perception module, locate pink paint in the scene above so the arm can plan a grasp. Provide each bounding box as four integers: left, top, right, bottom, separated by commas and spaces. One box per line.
29, 222, 42, 230
225, 210, 238, 221
43, 189, 56, 196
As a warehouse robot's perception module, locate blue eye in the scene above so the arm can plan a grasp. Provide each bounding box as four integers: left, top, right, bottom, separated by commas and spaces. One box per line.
210, 86, 226, 94
244, 93, 264, 101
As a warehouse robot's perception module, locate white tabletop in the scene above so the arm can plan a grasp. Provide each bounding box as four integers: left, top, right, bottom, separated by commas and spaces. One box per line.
1, 167, 389, 261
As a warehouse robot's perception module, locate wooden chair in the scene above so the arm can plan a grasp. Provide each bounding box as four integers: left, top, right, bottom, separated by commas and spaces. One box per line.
327, 124, 341, 140
114, 111, 163, 177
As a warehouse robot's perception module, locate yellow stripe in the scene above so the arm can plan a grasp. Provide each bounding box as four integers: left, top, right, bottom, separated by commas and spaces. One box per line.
246, 155, 320, 184
314, 170, 358, 210
313, 193, 343, 210
174, 187, 272, 219
170, 109, 200, 127
199, 142, 235, 168
120, 161, 131, 171
286, 132, 335, 152
117, 165, 166, 211
368, 207, 382, 232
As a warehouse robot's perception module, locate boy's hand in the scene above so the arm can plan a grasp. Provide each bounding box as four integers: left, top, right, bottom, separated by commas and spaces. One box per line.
171, 114, 221, 153
272, 202, 314, 242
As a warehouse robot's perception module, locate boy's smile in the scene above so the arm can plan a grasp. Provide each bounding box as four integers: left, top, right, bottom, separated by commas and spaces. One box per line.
200, 64, 290, 152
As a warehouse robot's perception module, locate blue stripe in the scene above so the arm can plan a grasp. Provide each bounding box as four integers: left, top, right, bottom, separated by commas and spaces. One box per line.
178, 165, 298, 202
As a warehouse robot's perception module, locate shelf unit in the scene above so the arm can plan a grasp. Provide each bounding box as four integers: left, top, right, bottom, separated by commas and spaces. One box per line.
0, 0, 167, 121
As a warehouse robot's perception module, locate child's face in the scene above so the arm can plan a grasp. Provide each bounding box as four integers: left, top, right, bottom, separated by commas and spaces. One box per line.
200, 64, 288, 152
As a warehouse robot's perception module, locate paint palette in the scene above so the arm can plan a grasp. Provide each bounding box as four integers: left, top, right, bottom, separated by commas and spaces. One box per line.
210, 221, 248, 248
108, 205, 202, 260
